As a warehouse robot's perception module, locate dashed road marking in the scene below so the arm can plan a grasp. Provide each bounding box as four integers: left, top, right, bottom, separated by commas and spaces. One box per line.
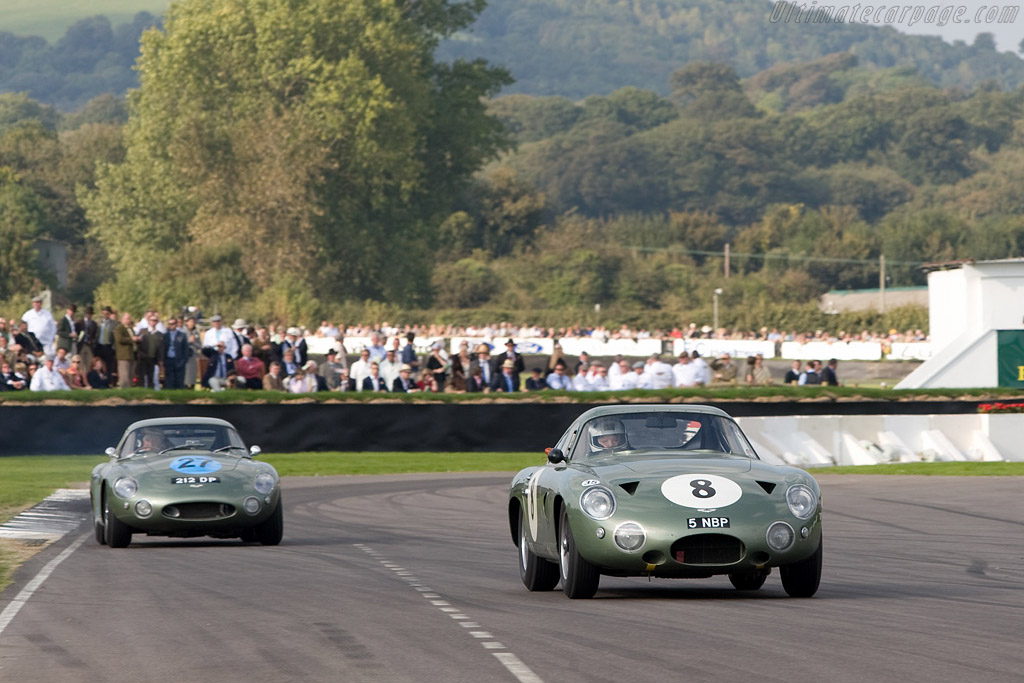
354, 543, 544, 683
0, 534, 88, 636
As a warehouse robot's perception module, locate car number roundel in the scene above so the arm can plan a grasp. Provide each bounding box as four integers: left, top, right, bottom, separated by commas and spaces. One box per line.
661, 474, 742, 509
169, 456, 222, 475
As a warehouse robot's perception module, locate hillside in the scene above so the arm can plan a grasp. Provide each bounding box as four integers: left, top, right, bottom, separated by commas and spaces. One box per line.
437, 0, 1024, 98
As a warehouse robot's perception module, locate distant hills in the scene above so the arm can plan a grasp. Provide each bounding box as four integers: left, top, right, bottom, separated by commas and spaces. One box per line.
3, 0, 1024, 110
437, 0, 1024, 98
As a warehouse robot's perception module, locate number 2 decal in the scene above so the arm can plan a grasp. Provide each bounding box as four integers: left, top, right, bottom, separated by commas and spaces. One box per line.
661, 474, 742, 509
170, 456, 222, 475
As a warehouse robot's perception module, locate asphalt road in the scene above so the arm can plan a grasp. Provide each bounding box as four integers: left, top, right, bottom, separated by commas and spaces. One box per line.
0, 473, 1021, 683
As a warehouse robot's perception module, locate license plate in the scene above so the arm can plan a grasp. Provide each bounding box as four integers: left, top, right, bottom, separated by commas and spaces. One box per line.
687, 517, 730, 529
171, 476, 221, 485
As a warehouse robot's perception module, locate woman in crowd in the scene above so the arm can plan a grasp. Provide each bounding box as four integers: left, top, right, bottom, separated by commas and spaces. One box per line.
66, 355, 89, 389
417, 367, 439, 392
87, 357, 110, 389
450, 340, 471, 391
288, 367, 314, 393
426, 343, 447, 389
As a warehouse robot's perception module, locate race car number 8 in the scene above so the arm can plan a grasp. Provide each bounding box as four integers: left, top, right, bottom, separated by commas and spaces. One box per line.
661, 474, 743, 509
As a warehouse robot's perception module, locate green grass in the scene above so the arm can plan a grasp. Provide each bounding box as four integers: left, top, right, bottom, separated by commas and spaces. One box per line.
262, 451, 542, 477
808, 462, 1024, 476
1, 384, 1021, 405
1, 0, 169, 42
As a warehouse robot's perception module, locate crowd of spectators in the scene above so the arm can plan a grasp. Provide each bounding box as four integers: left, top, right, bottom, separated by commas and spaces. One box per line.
1, 299, 869, 394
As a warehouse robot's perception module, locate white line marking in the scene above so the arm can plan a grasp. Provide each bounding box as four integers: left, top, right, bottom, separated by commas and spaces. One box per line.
493, 652, 544, 683
0, 534, 88, 636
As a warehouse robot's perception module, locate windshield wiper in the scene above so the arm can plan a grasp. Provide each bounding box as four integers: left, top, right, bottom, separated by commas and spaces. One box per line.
158, 444, 200, 455
212, 445, 244, 453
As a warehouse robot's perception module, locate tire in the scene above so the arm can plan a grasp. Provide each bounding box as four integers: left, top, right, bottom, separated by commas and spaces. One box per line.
558, 508, 599, 599
518, 508, 559, 591
103, 492, 132, 548
728, 567, 770, 591
780, 538, 822, 598
93, 494, 106, 546
254, 498, 283, 546
238, 528, 257, 543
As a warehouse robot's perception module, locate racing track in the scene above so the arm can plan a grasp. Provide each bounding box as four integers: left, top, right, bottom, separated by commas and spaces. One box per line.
0, 473, 1021, 683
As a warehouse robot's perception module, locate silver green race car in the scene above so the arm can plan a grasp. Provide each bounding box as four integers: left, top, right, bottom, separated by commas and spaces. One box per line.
90, 417, 283, 548
508, 405, 822, 598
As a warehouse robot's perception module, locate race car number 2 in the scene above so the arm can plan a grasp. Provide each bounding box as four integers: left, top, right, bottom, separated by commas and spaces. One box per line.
661, 474, 743, 509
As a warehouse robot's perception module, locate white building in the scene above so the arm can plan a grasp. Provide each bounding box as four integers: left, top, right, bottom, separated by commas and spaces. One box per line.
897, 258, 1024, 389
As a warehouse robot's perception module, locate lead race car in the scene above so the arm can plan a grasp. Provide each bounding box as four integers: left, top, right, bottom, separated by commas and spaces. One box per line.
509, 405, 822, 598
91, 417, 283, 548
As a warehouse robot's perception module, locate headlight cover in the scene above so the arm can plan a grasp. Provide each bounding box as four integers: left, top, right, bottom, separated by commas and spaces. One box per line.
786, 484, 818, 520
766, 521, 795, 551
580, 486, 616, 520
613, 521, 646, 552
254, 472, 277, 495
113, 477, 138, 498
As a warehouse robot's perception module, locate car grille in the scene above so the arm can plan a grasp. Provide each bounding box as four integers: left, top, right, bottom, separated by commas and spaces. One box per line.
671, 534, 744, 565
163, 503, 235, 520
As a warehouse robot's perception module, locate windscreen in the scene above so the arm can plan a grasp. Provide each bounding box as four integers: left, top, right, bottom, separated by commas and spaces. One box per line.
121, 424, 246, 456
571, 412, 758, 461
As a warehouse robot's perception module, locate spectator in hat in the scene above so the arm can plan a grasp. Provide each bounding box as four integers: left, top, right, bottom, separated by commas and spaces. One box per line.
323, 349, 346, 390
202, 315, 238, 359
493, 338, 524, 380
491, 359, 519, 392
279, 326, 308, 365
75, 305, 98, 371
305, 360, 328, 392
30, 355, 70, 391
231, 318, 251, 349
392, 364, 417, 393
525, 367, 546, 391
22, 295, 56, 357
202, 341, 235, 390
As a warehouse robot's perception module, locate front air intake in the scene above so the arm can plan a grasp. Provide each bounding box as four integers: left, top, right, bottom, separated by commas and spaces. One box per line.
671, 534, 744, 565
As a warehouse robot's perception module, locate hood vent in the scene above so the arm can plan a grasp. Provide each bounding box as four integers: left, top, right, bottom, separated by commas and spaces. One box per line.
618, 481, 639, 495
756, 481, 776, 495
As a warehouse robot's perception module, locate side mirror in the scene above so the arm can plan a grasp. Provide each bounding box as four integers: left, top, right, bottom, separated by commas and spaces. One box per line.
105, 447, 116, 458
546, 448, 565, 464
249, 445, 262, 458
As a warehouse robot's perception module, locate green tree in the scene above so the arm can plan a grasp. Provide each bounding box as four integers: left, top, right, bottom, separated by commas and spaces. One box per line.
0, 167, 47, 299
82, 0, 509, 314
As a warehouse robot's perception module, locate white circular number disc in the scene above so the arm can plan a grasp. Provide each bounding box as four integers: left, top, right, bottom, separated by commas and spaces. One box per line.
661, 474, 743, 509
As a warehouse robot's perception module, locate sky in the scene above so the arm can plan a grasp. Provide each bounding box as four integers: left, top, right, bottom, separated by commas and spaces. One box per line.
773, 1, 1024, 53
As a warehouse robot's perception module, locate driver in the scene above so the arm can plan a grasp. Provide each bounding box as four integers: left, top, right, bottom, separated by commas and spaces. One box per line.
588, 418, 628, 454
138, 430, 168, 452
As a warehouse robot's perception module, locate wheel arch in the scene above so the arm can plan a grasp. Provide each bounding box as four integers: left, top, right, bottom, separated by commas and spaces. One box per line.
508, 497, 521, 547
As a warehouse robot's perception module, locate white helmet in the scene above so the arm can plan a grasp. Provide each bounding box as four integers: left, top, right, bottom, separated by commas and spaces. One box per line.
589, 418, 627, 453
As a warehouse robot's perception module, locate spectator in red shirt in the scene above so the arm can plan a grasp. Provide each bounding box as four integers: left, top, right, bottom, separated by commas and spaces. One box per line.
235, 343, 265, 390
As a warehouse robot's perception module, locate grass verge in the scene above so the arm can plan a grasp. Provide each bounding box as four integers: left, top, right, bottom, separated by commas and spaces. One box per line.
808, 461, 1024, 476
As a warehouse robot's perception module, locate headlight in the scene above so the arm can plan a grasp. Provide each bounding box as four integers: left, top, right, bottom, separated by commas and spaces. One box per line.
254, 472, 277, 495
580, 486, 616, 520
243, 497, 261, 514
786, 484, 818, 520
613, 522, 646, 552
766, 521, 795, 551
113, 477, 138, 498
134, 500, 152, 517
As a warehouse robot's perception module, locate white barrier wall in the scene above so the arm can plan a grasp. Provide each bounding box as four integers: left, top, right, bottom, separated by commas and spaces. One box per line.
736, 413, 1024, 467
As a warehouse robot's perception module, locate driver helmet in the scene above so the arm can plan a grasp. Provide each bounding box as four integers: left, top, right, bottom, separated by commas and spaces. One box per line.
589, 418, 627, 453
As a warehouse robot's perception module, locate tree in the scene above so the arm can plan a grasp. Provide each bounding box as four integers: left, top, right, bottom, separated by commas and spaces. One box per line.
82, 0, 510, 314
0, 167, 47, 299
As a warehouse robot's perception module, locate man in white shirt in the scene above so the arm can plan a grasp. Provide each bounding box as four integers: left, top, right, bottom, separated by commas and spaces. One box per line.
545, 363, 573, 391
690, 351, 711, 386
608, 359, 631, 390
587, 364, 610, 391
378, 348, 401, 388
645, 354, 674, 389
22, 296, 56, 356
30, 356, 70, 391
672, 353, 699, 388
367, 333, 386, 363
632, 361, 652, 389
202, 315, 238, 359
349, 348, 373, 386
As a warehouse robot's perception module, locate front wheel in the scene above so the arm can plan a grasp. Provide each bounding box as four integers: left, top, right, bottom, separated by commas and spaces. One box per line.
254, 499, 283, 546
780, 539, 822, 597
103, 493, 132, 548
559, 508, 599, 599
729, 567, 770, 591
519, 508, 559, 591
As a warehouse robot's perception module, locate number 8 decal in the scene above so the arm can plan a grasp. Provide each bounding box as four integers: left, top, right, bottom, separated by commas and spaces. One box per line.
661, 474, 742, 509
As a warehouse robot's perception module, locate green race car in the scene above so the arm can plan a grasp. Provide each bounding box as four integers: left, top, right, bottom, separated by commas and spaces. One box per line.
90, 417, 283, 548
509, 405, 822, 598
